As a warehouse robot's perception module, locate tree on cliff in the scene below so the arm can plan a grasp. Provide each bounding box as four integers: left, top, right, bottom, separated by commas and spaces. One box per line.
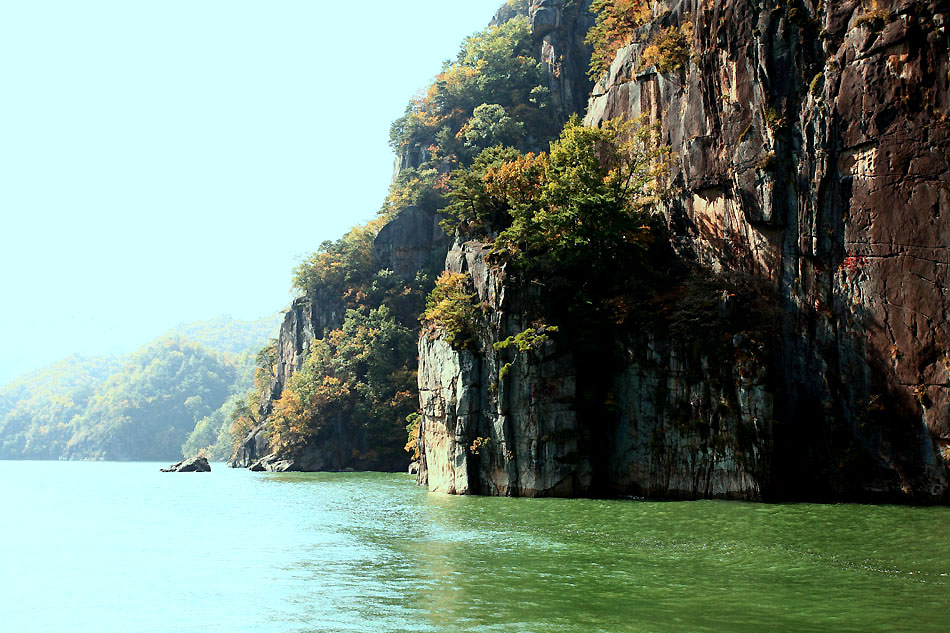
435, 114, 670, 351
388, 15, 556, 179
269, 306, 416, 466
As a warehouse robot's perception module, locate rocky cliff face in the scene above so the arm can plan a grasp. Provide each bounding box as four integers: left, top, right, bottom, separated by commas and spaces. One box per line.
417, 240, 775, 499
417, 0, 950, 502
417, 240, 590, 495
229, 207, 450, 472
396, 0, 595, 176
524, 0, 597, 125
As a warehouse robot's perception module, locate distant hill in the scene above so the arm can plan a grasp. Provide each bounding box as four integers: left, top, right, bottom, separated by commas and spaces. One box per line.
0, 314, 279, 461
162, 314, 279, 356
0, 355, 123, 459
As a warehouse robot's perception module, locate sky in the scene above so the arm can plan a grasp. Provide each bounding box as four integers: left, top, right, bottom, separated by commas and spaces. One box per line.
0, 0, 509, 383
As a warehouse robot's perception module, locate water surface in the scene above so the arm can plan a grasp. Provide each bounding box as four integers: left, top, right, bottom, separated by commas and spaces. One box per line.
1, 462, 946, 632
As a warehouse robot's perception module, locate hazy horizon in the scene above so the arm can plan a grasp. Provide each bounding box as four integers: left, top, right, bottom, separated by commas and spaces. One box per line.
0, 0, 507, 384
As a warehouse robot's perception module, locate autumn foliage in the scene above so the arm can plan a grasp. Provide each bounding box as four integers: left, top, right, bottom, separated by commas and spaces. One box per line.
586, 0, 652, 80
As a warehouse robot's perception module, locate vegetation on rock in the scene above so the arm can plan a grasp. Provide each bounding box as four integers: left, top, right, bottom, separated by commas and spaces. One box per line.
421, 271, 481, 349
292, 221, 384, 300
268, 306, 417, 465
640, 22, 693, 73
585, 0, 651, 80
389, 16, 557, 170
443, 114, 670, 303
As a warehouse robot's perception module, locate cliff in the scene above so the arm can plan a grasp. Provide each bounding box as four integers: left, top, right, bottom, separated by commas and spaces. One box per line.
230, 0, 596, 474
229, 207, 450, 472
417, 0, 950, 502
416, 238, 775, 499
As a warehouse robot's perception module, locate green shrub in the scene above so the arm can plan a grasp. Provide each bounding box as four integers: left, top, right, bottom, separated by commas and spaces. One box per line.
421, 271, 481, 349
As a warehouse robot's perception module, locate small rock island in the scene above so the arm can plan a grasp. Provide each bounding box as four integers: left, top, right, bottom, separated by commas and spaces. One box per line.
161, 456, 211, 472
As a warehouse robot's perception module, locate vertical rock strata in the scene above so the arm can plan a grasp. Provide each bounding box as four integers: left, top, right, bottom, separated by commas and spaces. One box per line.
417, 240, 774, 499
418, 0, 950, 502
417, 240, 590, 495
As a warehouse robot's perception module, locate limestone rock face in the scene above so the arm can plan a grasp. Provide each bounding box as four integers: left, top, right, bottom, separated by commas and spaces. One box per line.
605, 334, 773, 500
531, 0, 596, 124
417, 240, 590, 496
418, 0, 950, 502
416, 246, 772, 500
372, 206, 450, 280
580, 0, 949, 501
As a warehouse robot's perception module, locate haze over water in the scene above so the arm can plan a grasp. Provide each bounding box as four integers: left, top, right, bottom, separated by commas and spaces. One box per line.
2, 461, 947, 633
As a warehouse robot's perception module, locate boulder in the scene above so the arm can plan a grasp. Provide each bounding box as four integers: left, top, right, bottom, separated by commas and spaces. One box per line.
161, 456, 211, 472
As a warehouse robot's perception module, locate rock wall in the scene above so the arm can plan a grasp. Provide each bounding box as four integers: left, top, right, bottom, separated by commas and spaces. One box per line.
416, 240, 590, 495
229, 207, 449, 472
605, 332, 773, 499
526, 0, 597, 124
418, 0, 950, 502
416, 241, 775, 499
584, 0, 950, 501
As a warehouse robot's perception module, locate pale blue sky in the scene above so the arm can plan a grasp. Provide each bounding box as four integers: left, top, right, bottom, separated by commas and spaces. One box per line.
0, 0, 508, 382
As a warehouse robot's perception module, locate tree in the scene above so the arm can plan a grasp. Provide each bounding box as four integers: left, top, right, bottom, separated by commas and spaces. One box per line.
461, 104, 526, 155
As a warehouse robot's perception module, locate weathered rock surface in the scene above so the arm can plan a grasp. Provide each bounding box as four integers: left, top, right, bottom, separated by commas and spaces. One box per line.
528, 0, 596, 127
417, 240, 590, 496
494, 0, 595, 134
586, 0, 950, 502
162, 456, 211, 472
418, 0, 950, 502
372, 206, 450, 280
417, 242, 772, 499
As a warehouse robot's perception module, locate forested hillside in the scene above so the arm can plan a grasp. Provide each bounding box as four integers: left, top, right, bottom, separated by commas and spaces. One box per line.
0, 315, 276, 461
228, 0, 596, 472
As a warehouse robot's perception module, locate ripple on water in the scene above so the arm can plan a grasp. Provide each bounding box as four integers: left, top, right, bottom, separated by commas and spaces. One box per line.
1, 465, 948, 633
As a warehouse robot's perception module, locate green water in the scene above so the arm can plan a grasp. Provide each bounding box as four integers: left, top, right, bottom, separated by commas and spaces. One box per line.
1, 462, 946, 632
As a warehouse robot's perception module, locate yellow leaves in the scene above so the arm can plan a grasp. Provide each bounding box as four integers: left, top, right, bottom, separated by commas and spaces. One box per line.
469, 436, 490, 454
271, 374, 351, 451
483, 151, 548, 206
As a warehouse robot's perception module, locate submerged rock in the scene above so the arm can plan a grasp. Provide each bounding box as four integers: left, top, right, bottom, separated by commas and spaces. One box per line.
161, 456, 211, 472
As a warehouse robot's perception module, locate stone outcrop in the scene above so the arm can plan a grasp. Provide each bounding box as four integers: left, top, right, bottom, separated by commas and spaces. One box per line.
372, 206, 451, 280
417, 0, 950, 502
233, 1, 595, 475
527, 0, 596, 126
416, 241, 773, 499
417, 240, 590, 496
162, 456, 211, 472
585, 0, 950, 502
228, 206, 449, 472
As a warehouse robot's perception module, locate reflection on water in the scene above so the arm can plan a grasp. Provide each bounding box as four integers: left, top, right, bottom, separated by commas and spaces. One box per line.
1, 463, 947, 633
